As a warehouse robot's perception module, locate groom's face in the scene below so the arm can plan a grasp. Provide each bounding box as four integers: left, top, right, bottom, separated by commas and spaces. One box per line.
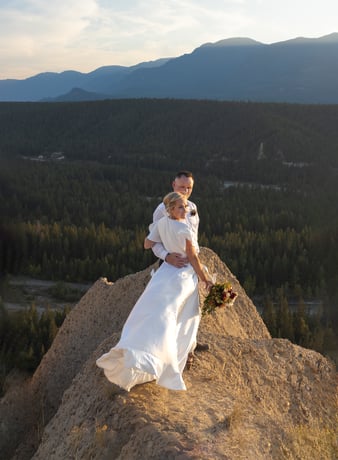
172, 176, 194, 199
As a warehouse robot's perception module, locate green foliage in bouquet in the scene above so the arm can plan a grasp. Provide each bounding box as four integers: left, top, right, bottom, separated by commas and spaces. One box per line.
202, 282, 238, 316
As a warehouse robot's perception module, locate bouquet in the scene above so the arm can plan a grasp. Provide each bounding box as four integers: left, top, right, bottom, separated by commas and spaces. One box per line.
202, 282, 238, 316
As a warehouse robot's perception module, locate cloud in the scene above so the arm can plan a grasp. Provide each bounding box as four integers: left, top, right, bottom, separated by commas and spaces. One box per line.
0, 0, 337, 79
0, 0, 99, 76
1, 0, 252, 77
75, 0, 253, 61
1, 0, 97, 46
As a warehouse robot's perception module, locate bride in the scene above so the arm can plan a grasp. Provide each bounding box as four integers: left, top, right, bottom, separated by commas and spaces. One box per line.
96, 191, 212, 391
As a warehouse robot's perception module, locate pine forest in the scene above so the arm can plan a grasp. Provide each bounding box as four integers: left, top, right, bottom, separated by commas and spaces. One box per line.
0, 98, 337, 388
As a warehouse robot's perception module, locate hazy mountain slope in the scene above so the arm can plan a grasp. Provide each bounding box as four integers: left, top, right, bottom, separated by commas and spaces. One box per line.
41, 87, 111, 102
0, 59, 170, 102
1, 34, 338, 103
112, 34, 338, 103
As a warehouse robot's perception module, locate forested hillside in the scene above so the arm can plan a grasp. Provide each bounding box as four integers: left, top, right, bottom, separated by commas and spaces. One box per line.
0, 99, 337, 374
1, 99, 338, 167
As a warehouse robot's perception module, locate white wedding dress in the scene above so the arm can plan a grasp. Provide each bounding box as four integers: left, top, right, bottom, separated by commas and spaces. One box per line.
96, 216, 200, 391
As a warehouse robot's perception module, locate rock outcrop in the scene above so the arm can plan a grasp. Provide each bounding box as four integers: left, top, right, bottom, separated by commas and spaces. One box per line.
1, 248, 337, 459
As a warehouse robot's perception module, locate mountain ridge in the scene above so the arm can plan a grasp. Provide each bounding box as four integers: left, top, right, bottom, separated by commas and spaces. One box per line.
1, 33, 338, 103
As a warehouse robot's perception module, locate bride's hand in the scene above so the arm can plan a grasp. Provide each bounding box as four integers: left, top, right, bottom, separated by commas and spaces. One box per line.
204, 280, 213, 292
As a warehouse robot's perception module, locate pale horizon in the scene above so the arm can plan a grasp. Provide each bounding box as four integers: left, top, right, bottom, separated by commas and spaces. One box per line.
1, 0, 337, 80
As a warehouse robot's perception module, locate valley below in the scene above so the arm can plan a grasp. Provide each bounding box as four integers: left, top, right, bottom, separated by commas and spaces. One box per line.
1, 276, 92, 314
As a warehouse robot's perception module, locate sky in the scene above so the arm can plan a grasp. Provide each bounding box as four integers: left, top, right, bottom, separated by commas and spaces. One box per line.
1, 0, 337, 80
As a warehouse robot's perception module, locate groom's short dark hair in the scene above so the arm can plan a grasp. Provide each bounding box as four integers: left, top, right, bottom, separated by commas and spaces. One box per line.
175, 170, 194, 180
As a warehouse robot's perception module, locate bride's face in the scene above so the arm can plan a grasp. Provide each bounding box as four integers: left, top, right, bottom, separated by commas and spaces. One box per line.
170, 198, 188, 221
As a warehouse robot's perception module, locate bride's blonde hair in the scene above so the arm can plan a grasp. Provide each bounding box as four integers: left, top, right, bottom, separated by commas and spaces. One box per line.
163, 192, 185, 216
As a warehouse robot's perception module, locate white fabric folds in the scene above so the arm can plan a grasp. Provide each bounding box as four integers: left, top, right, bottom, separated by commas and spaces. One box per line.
96, 217, 200, 391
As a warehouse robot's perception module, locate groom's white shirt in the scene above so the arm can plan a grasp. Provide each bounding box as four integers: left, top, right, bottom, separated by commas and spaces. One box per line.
151, 200, 200, 260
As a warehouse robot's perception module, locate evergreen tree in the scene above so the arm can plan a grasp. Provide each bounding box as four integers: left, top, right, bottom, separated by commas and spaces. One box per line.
293, 298, 311, 347
262, 295, 277, 337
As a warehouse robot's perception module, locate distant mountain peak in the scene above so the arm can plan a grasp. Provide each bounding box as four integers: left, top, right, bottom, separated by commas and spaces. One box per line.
200, 37, 262, 48
318, 31, 338, 42
41, 87, 109, 102
273, 32, 338, 46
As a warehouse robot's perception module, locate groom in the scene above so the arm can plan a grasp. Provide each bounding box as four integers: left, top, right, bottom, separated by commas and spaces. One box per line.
151, 170, 209, 353
151, 170, 198, 268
